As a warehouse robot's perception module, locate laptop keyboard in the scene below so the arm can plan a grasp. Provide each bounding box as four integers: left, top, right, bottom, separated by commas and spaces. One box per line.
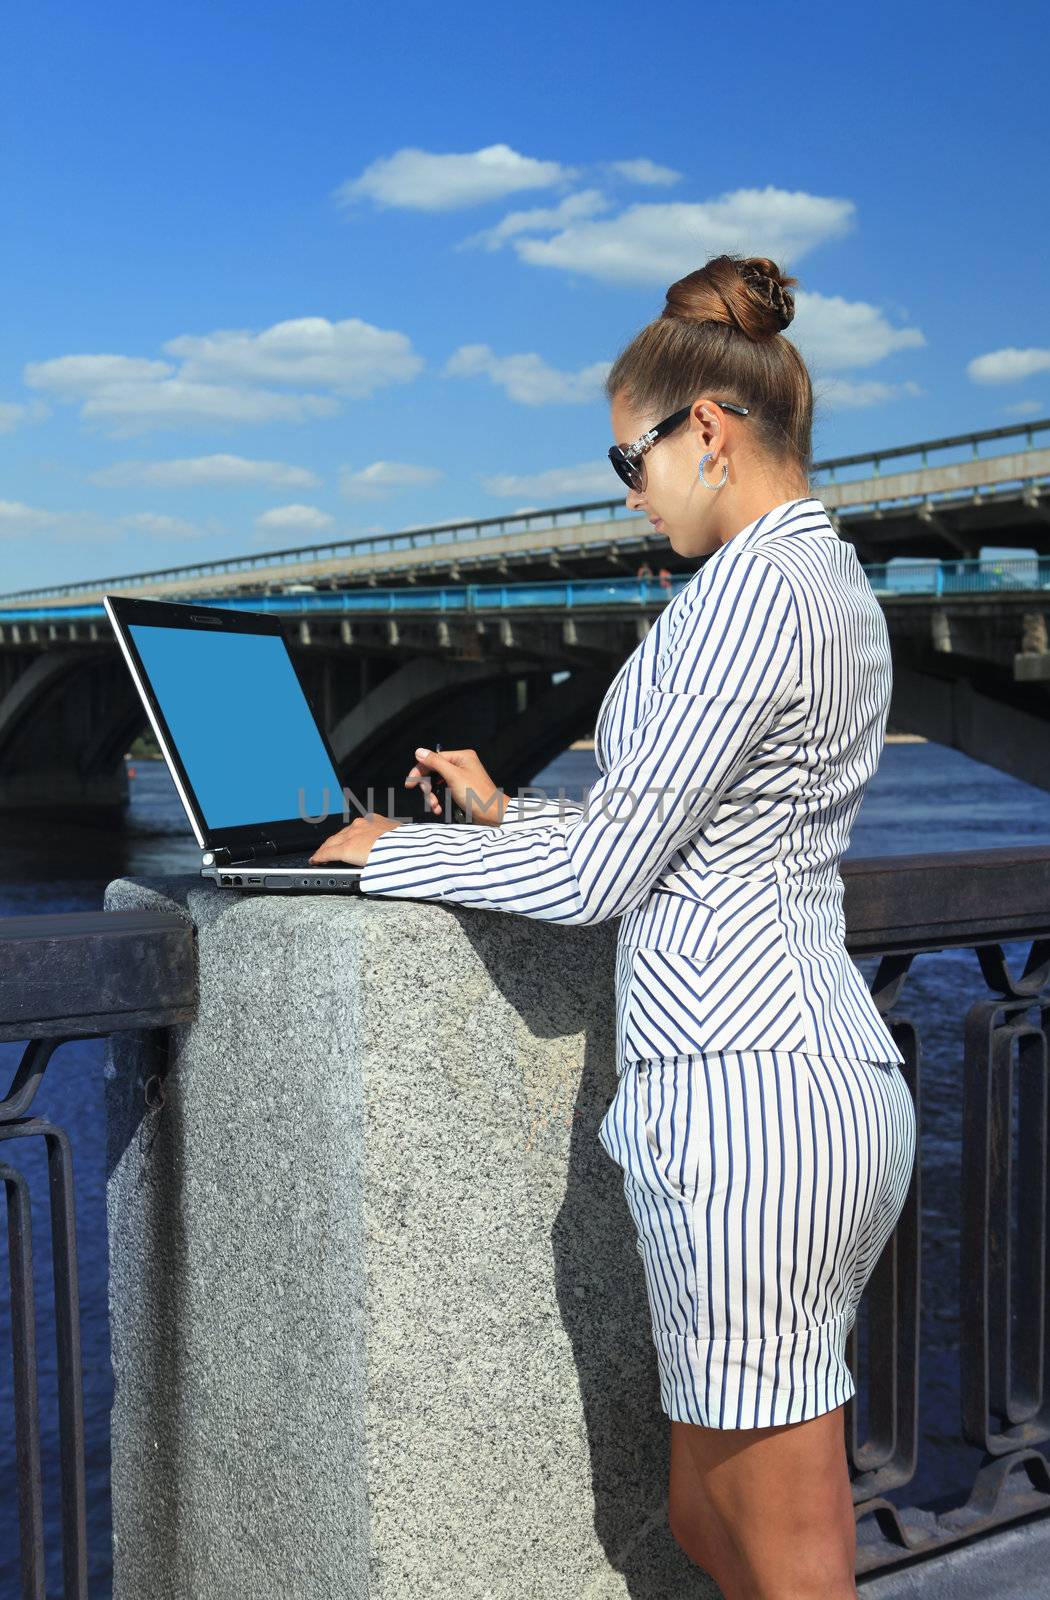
241, 851, 353, 869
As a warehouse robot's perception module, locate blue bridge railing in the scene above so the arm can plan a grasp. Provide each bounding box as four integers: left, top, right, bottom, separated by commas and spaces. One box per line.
1, 553, 1050, 625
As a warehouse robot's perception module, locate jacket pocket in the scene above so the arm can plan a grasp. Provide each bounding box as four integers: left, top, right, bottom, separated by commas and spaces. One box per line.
626, 1057, 704, 1206
620, 889, 720, 962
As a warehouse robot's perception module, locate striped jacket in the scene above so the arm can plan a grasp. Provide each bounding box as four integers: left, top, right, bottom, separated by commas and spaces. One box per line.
359, 495, 905, 1073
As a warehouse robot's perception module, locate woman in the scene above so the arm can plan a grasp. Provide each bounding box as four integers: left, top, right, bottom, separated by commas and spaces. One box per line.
309, 252, 917, 1599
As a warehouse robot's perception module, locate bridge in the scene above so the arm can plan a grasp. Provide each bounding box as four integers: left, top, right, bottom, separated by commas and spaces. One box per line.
2, 418, 1049, 818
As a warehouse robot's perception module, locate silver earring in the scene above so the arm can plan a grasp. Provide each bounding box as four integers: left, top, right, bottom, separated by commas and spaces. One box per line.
699, 452, 728, 490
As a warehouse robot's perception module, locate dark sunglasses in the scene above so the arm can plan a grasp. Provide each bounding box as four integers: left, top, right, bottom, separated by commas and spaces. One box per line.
609, 400, 750, 492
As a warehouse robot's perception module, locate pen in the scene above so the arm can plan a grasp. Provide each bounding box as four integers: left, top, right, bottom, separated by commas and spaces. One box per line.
430, 741, 465, 824
431, 741, 447, 823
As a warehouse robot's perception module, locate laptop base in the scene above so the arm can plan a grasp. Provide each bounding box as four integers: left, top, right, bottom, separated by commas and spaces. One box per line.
200, 864, 362, 893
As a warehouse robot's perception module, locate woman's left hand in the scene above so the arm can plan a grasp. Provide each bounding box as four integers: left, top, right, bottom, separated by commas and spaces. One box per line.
307, 813, 404, 867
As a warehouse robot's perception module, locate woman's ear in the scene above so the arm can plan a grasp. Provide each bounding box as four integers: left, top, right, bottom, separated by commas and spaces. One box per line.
691, 402, 721, 452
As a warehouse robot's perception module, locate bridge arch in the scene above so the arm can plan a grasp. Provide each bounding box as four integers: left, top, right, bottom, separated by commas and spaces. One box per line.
0, 648, 142, 817
329, 659, 608, 810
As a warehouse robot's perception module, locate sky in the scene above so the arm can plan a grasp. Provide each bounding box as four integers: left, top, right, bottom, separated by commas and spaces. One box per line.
1, 0, 1046, 594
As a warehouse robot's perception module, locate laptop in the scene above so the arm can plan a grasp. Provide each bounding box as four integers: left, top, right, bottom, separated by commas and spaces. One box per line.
104, 592, 432, 893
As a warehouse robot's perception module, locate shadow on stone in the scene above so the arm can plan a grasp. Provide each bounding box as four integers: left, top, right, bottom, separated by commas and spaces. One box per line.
101, 874, 718, 1598
440, 905, 713, 1593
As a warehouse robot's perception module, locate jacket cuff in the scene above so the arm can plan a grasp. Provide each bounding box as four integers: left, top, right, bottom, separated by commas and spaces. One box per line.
358, 820, 480, 896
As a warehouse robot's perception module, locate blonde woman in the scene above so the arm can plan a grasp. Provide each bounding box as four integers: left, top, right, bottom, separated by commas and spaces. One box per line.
310, 253, 917, 1600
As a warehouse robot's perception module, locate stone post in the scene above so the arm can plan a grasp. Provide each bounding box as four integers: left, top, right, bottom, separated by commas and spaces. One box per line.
103, 876, 705, 1599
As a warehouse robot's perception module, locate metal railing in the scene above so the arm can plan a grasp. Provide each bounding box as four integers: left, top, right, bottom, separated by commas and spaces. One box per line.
865, 552, 1050, 596
0, 908, 197, 1598
839, 843, 1050, 1572
2, 552, 1050, 628
3, 850, 1050, 1584
817, 415, 1050, 476
0, 416, 1047, 607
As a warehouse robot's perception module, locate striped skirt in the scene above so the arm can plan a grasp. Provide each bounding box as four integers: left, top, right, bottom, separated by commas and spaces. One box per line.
596, 1048, 916, 1429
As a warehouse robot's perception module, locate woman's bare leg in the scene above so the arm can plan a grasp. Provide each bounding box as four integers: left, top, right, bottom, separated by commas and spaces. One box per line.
667, 1405, 858, 1600
668, 1419, 750, 1596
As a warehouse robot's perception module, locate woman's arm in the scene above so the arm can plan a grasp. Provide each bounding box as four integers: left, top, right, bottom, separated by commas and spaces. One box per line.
495, 794, 586, 827
358, 548, 800, 925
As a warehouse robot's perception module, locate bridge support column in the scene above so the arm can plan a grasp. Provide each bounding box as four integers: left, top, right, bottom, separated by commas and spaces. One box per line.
0, 648, 136, 820
891, 662, 1050, 792
102, 875, 693, 1599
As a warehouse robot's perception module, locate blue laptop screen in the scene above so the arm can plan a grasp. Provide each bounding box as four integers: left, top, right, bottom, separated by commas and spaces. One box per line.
128, 623, 345, 831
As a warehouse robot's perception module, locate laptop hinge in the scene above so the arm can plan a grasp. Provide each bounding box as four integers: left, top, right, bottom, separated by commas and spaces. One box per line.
241, 839, 281, 860
203, 839, 281, 866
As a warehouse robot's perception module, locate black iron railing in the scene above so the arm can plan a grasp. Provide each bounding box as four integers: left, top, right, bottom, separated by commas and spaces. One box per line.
2, 855, 1050, 1588
841, 845, 1050, 1573
0, 909, 197, 1599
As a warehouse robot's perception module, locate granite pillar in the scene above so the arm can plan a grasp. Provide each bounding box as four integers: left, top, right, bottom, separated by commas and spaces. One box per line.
102, 875, 715, 1599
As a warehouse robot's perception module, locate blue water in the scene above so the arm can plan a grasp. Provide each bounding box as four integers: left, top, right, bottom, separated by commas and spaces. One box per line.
1, 739, 1048, 1596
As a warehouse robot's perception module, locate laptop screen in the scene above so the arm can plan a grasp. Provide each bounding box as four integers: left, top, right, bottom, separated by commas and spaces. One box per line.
128, 622, 345, 831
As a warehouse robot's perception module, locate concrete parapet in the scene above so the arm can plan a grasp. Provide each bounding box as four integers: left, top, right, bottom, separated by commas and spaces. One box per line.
102, 876, 708, 1599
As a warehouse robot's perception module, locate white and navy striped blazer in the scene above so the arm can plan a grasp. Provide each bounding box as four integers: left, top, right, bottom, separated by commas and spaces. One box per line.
359, 496, 905, 1074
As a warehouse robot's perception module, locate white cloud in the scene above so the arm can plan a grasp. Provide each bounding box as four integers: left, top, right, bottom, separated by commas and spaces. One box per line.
0, 498, 214, 544
510, 186, 856, 286
256, 504, 335, 533
333, 142, 578, 213
605, 158, 682, 187
90, 453, 322, 489
967, 347, 1050, 384
121, 511, 210, 540
165, 316, 423, 395
812, 377, 924, 411
444, 343, 612, 406
0, 499, 63, 536
457, 189, 612, 252
1003, 397, 1045, 416
348, 173, 918, 401
0, 398, 50, 433
791, 290, 926, 371
338, 461, 444, 503
85, 381, 336, 436
21, 314, 422, 434
25, 360, 336, 437
480, 462, 617, 501
25, 354, 174, 396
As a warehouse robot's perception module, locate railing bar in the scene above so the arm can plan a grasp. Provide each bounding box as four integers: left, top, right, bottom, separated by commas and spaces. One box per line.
2, 1159, 48, 1598
7, 540, 1050, 623
47, 1122, 90, 1599
0, 1038, 59, 1124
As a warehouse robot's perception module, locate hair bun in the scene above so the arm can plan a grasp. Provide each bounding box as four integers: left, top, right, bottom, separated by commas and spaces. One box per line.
661, 253, 797, 340
736, 257, 796, 333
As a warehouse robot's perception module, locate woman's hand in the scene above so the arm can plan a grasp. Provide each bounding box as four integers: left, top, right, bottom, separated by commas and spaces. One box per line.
307, 812, 404, 867
406, 745, 507, 825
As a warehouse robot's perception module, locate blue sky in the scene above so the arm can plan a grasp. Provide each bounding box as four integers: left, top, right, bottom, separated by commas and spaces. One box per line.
1, 0, 1046, 593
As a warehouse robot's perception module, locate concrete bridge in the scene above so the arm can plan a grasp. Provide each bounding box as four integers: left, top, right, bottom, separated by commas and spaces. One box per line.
2, 418, 1049, 819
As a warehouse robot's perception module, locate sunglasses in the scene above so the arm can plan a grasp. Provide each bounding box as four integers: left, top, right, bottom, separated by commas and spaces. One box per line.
609, 400, 750, 493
